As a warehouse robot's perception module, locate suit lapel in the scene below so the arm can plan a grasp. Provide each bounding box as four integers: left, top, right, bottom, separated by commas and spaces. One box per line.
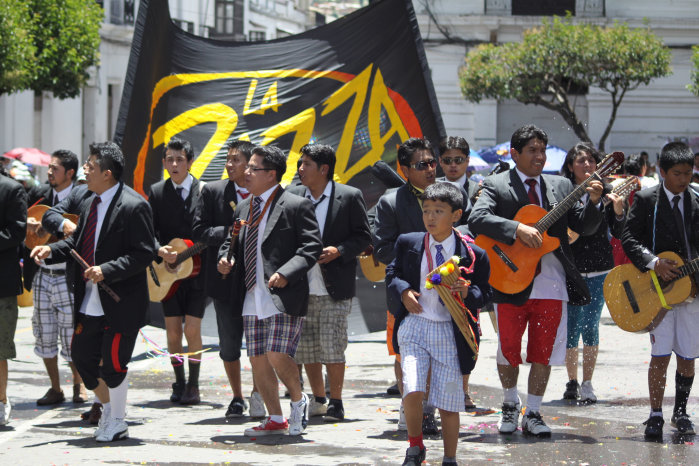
407, 236, 425, 289
262, 187, 284, 244
508, 169, 530, 207
323, 182, 339, 243
540, 176, 557, 210
98, 183, 124, 247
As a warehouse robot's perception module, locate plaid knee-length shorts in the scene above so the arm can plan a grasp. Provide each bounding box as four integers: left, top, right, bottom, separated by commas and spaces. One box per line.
32, 268, 74, 361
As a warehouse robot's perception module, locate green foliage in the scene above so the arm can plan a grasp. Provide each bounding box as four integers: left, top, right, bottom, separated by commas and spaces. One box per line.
459, 16, 672, 150
0, 0, 35, 94
0, 0, 102, 99
689, 45, 699, 97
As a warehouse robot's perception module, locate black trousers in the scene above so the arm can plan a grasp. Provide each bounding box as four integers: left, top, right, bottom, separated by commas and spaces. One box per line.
71, 314, 138, 389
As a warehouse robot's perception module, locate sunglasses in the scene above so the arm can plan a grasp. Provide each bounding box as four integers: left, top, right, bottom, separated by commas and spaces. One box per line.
409, 159, 437, 171
441, 157, 467, 165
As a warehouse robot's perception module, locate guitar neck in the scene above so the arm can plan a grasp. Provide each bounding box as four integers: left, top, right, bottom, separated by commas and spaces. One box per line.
535, 174, 599, 233
173, 242, 207, 266
677, 258, 699, 280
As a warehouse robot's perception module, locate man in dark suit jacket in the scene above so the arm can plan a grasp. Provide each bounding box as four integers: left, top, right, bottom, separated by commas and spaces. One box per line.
32, 142, 156, 442
621, 142, 699, 439
469, 125, 603, 437
147, 137, 207, 405
192, 139, 259, 418
217, 145, 322, 437
0, 169, 27, 426
437, 136, 478, 202
287, 143, 371, 421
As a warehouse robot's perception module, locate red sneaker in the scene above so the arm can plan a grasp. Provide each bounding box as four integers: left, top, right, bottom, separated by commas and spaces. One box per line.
244, 417, 289, 436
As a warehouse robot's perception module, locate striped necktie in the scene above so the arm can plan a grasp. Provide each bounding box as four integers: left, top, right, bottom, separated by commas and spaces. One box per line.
244, 197, 263, 291
79, 196, 101, 271
435, 244, 445, 305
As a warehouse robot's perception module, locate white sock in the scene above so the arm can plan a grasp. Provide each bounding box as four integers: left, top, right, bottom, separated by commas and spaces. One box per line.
102, 402, 111, 419
270, 414, 285, 423
525, 394, 542, 415
503, 386, 519, 404
108, 374, 129, 420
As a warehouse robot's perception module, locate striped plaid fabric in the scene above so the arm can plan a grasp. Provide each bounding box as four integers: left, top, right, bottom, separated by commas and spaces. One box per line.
79, 196, 101, 269
244, 197, 263, 291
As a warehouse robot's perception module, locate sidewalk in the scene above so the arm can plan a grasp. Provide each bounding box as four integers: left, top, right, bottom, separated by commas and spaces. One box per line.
1, 305, 697, 465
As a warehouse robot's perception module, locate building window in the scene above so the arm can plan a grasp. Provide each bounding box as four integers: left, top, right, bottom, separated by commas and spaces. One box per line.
249, 30, 266, 41
173, 19, 195, 34
214, 0, 244, 39
512, 0, 576, 16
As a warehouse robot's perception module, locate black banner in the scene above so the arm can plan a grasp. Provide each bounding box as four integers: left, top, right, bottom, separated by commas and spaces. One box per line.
114, 0, 444, 206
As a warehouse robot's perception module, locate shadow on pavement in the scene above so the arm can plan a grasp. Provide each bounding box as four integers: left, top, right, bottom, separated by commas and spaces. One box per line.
211, 434, 313, 446
187, 416, 248, 426
138, 399, 224, 410
353, 392, 399, 399
460, 432, 598, 444
23, 436, 146, 448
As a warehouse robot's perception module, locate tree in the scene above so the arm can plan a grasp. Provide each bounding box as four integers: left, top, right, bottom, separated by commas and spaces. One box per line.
689, 45, 699, 97
0, 0, 35, 94
459, 16, 672, 150
0, 0, 102, 99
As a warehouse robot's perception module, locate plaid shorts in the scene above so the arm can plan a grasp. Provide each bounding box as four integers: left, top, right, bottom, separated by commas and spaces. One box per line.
243, 313, 304, 358
398, 314, 465, 413
32, 268, 75, 361
0, 296, 18, 360
294, 295, 351, 365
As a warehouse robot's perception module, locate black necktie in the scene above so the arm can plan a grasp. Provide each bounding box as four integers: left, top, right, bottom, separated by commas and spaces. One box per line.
673, 195, 689, 258
175, 186, 184, 200
52, 193, 59, 206
309, 194, 327, 210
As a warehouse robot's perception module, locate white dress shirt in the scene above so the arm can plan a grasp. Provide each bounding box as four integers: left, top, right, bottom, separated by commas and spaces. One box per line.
171, 174, 193, 200
647, 183, 690, 269
242, 184, 282, 319
305, 181, 333, 297
445, 172, 468, 189
80, 182, 121, 317
416, 233, 456, 322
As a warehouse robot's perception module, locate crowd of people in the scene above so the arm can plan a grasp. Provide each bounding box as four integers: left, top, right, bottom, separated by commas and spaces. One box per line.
0, 124, 697, 465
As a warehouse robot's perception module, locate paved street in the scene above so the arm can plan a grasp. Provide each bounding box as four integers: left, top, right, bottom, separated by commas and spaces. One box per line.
1, 304, 698, 465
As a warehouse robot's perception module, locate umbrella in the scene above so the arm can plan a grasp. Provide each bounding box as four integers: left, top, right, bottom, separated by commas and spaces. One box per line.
2, 147, 52, 166
468, 152, 490, 171
477, 142, 568, 174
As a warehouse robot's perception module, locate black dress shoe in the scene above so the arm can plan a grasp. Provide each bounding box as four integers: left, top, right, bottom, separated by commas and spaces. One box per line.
644, 416, 664, 440
170, 381, 185, 403
671, 412, 695, 435
179, 383, 201, 405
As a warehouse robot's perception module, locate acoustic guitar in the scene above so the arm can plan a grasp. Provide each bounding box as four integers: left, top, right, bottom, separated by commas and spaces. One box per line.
568, 175, 641, 244
358, 245, 387, 283
475, 151, 625, 295
147, 238, 207, 302
26, 204, 79, 249
604, 251, 698, 333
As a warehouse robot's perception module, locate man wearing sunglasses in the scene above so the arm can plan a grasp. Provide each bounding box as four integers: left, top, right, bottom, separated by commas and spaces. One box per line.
438, 136, 478, 203
373, 137, 472, 436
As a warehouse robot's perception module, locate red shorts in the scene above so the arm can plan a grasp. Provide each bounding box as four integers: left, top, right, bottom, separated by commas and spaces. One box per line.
496, 299, 562, 367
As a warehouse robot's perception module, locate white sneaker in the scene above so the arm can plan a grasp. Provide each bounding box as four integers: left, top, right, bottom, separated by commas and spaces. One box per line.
580, 381, 597, 403
498, 399, 521, 434
397, 403, 407, 431
94, 411, 108, 438
308, 398, 327, 417
521, 411, 552, 437
288, 392, 309, 435
0, 399, 10, 425
249, 392, 266, 418
95, 417, 129, 442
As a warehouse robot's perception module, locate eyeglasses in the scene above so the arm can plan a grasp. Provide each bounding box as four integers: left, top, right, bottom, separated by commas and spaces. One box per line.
441, 157, 467, 165
245, 164, 275, 172
409, 159, 437, 171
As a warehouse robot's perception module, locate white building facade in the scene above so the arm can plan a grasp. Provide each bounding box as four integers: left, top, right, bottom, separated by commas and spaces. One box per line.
415, 0, 699, 159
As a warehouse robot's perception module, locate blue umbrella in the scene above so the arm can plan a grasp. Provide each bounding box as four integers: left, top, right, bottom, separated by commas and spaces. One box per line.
478, 142, 568, 174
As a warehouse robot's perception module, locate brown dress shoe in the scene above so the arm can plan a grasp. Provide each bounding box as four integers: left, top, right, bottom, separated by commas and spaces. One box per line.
72, 384, 88, 403
179, 383, 200, 405
37, 388, 65, 406
80, 402, 102, 425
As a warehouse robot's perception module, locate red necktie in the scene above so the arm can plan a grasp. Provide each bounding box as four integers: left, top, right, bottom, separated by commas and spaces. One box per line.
79, 196, 101, 272
525, 179, 540, 206
238, 189, 250, 200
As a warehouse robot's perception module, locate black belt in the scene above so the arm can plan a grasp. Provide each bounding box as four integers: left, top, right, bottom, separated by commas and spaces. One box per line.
40, 267, 65, 276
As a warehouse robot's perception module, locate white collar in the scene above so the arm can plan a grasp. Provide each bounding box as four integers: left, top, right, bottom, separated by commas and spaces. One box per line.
515, 167, 540, 185
94, 182, 120, 206
172, 173, 193, 192
305, 181, 333, 202
663, 182, 684, 204
428, 231, 456, 254
255, 184, 280, 204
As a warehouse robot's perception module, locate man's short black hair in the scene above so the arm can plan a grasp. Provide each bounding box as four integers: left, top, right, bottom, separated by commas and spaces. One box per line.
51, 149, 79, 180
164, 137, 194, 161
421, 182, 464, 212
439, 136, 470, 158
658, 142, 693, 172
89, 141, 124, 181
252, 145, 287, 182
227, 140, 255, 161
510, 125, 548, 154
299, 144, 335, 180
623, 153, 647, 176
397, 138, 434, 167
561, 142, 601, 183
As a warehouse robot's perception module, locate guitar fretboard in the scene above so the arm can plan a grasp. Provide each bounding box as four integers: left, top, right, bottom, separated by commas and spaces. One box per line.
174, 242, 207, 267
535, 173, 601, 233
678, 258, 699, 280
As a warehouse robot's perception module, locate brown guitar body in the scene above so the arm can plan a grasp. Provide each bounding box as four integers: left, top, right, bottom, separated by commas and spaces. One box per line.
147, 238, 201, 302
604, 251, 696, 333
26, 204, 79, 249
358, 248, 387, 283
475, 204, 560, 295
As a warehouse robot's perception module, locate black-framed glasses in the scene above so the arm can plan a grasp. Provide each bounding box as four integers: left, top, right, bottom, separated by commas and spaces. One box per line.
441, 156, 467, 165
245, 164, 275, 172
409, 159, 437, 171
